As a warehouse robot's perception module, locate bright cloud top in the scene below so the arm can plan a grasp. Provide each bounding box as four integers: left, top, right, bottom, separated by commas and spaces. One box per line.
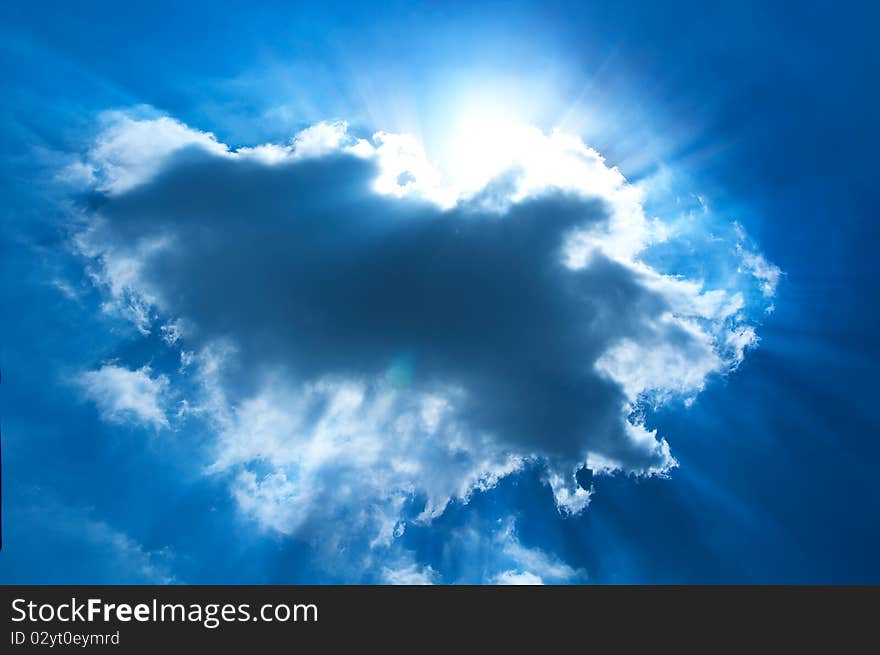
67, 110, 778, 573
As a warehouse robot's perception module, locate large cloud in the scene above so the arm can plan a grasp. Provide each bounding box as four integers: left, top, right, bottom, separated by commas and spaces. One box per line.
68, 112, 776, 571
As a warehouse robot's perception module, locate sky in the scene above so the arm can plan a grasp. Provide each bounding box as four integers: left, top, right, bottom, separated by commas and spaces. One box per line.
0, 0, 878, 584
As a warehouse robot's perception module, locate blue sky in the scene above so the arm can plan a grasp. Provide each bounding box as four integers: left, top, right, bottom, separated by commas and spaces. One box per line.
1, 1, 878, 583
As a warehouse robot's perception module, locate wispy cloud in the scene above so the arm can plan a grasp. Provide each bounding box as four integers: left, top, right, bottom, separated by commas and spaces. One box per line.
77, 363, 170, 429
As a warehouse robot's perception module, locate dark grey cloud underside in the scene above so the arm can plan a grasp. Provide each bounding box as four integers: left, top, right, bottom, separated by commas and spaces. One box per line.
87, 148, 696, 468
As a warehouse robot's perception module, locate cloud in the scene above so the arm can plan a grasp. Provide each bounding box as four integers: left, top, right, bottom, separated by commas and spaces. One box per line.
68, 111, 778, 572
381, 564, 438, 585
12, 493, 177, 584
50, 277, 81, 301
426, 517, 586, 584
489, 520, 585, 584
80, 110, 229, 195
86, 519, 177, 584
495, 570, 544, 585
735, 221, 783, 302
77, 364, 170, 429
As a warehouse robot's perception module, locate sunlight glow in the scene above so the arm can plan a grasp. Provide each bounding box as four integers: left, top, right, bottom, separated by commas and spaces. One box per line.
444, 111, 534, 193
363, 103, 651, 262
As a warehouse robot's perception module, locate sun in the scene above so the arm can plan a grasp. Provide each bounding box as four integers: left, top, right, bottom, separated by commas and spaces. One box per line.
443, 111, 535, 193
